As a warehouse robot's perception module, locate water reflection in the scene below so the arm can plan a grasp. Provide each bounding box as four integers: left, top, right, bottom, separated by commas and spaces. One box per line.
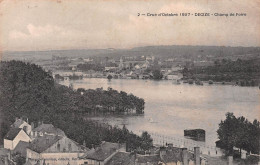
60, 78, 259, 147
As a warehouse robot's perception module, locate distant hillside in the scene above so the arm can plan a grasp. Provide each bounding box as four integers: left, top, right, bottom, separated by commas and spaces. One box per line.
2, 45, 260, 61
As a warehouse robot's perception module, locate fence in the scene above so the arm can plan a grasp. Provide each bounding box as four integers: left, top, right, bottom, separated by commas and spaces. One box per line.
138, 130, 224, 157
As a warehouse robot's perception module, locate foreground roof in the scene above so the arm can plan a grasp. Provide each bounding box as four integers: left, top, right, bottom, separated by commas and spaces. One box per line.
136, 154, 161, 164
28, 135, 63, 153
82, 142, 121, 161
4, 128, 22, 140
13, 141, 30, 157
106, 152, 135, 165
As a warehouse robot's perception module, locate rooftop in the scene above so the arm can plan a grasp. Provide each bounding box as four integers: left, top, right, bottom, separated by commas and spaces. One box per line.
33, 124, 65, 136
28, 135, 63, 153
136, 154, 161, 164
13, 141, 30, 157
4, 128, 22, 140
106, 152, 135, 165
81, 142, 122, 161
12, 119, 26, 128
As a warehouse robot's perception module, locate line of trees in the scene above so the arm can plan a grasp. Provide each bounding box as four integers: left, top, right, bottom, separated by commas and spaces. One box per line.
0, 60, 151, 152
77, 63, 105, 71
216, 112, 260, 156
183, 58, 260, 84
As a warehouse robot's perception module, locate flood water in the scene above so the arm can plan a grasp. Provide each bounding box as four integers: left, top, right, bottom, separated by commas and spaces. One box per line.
60, 78, 259, 148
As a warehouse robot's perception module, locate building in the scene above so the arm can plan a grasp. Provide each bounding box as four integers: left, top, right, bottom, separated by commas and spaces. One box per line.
13, 141, 30, 158
105, 152, 135, 165
26, 135, 87, 165
11, 118, 32, 135
4, 128, 31, 150
166, 72, 183, 80
78, 141, 126, 165
30, 123, 66, 139
105, 144, 206, 165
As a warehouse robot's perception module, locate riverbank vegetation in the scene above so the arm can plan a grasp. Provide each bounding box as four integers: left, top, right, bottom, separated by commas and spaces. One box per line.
183, 58, 260, 86
0, 60, 151, 152
76, 87, 144, 114
216, 113, 260, 156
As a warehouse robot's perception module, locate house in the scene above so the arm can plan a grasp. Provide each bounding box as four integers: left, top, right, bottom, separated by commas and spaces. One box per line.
78, 141, 126, 165
105, 152, 135, 165
13, 141, 30, 158
166, 72, 183, 80
105, 144, 206, 165
4, 128, 31, 150
30, 123, 66, 139
26, 135, 87, 165
11, 118, 32, 135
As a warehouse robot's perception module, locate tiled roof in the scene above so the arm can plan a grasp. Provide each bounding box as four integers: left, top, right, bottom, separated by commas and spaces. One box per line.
28, 135, 63, 153
4, 128, 22, 140
136, 154, 161, 164
33, 124, 65, 136
13, 141, 30, 157
106, 152, 135, 165
82, 142, 121, 161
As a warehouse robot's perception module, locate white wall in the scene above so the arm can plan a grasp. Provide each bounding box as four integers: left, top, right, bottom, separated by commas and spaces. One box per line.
41, 152, 84, 165
13, 130, 31, 149
4, 139, 13, 150
4, 130, 31, 150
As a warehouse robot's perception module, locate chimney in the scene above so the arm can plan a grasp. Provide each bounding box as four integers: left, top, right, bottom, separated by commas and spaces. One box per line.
130, 151, 137, 164
31, 122, 34, 130
182, 148, 188, 165
228, 156, 233, 165
27, 118, 29, 123
15, 117, 18, 121
38, 121, 41, 127
194, 147, 200, 165
159, 147, 166, 159
4, 156, 8, 165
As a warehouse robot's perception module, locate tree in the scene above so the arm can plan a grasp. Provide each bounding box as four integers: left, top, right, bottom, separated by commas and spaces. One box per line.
0, 60, 149, 151
152, 69, 163, 80
140, 131, 153, 151
217, 113, 238, 155
107, 74, 112, 81
217, 112, 260, 156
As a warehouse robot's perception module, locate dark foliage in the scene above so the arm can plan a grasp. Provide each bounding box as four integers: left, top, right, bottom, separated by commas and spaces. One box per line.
0, 61, 151, 152
217, 112, 260, 156
184, 58, 260, 84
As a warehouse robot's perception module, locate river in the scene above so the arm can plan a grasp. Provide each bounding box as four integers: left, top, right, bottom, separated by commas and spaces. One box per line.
59, 78, 259, 152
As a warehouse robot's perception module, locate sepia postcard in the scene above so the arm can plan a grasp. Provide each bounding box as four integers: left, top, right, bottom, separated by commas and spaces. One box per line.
0, 0, 259, 165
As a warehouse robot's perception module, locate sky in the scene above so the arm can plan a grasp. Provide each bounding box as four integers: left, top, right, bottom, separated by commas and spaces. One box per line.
0, 0, 260, 51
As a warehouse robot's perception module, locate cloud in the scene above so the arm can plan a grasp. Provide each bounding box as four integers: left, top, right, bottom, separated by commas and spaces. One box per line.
1, 0, 260, 51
